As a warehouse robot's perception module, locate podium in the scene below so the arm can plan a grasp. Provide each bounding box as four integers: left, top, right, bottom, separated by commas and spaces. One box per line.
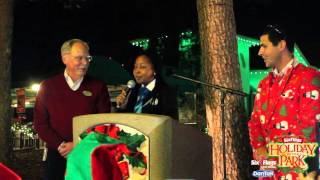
69, 113, 212, 180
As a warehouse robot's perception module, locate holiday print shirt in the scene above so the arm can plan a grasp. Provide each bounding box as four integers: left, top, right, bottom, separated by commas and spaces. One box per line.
248, 63, 320, 177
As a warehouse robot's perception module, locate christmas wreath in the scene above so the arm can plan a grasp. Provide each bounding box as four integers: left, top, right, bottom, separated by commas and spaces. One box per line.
66, 123, 148, 180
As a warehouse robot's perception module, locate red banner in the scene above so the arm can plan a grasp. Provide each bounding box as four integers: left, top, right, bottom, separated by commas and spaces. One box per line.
16, 88, 26, 114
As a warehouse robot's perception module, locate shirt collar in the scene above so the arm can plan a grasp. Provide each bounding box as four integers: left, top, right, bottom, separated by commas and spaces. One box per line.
64, 69, 84, 91
272, 58, 298, 77
141, 79, 156, 91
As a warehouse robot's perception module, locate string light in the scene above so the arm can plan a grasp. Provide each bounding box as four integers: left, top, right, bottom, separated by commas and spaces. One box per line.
11, 122, 35, 138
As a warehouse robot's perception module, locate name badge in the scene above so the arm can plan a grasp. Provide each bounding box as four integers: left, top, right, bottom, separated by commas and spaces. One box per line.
82, 90, 92, 96
152, 98, 159, 106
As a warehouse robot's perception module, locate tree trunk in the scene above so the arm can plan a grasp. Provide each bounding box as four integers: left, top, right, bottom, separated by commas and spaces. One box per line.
0, 0, 13, 164
197, 0, 250, 179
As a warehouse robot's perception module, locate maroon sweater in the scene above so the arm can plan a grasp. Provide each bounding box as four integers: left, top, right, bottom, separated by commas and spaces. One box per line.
33, 74, 111, 149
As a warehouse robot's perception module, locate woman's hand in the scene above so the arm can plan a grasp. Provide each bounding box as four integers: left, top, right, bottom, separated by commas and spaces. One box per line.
116, 89, 127, 108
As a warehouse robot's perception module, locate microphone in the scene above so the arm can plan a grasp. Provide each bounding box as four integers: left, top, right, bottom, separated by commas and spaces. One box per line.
126, 80, 136, 91
116, 80, 136, 108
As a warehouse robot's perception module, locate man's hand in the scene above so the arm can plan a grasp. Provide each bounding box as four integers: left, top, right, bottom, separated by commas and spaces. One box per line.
254, 146, 268, 161
253, 146, 277, 170
298, 171, 318, 180
58, 141, 74, 158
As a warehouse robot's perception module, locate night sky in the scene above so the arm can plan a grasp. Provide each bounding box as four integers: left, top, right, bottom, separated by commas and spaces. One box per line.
234, 0, 320, 67
11, 0, 320, 85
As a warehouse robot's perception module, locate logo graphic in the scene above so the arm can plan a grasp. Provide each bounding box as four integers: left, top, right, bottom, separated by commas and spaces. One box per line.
252, 170, 274, 178
268, 137, 318, 172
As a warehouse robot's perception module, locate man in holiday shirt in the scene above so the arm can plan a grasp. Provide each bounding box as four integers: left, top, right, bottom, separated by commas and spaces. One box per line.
248, 24, 320, 179
33, 39, 111, 180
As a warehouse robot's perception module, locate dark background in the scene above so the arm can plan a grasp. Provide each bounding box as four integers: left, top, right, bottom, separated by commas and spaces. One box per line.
12, 0, 320, 84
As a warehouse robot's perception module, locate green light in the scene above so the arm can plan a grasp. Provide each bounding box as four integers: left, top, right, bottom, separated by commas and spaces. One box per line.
293, 47, 309, 66
129, 38, 150, 50
179, 39, 194, 52
179, 30, 197, 52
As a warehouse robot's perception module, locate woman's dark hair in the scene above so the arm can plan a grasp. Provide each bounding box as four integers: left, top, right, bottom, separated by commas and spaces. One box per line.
261, 24, 295, 53
130, 50, 161, 78
136, 51, 159, 70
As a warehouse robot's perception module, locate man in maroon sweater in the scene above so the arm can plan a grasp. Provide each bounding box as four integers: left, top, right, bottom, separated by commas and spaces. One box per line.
33, 39, 111, 180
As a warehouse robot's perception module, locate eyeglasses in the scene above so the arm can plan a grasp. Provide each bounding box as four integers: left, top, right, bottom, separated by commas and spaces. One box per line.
266, 24, 282, 35
70, 55, 92, 62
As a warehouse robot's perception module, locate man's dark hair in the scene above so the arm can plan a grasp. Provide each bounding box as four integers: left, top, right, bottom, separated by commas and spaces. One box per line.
261, 24, 295, 53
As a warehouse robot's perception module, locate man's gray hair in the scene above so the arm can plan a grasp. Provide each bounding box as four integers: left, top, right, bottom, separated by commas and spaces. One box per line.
60, 39, 89, 55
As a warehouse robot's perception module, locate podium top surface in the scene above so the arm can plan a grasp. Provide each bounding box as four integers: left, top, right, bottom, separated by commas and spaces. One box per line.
73, 113, 172, 144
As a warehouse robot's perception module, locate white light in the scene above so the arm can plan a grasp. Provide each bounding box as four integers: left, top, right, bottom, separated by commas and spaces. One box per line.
31, 84, 40, 92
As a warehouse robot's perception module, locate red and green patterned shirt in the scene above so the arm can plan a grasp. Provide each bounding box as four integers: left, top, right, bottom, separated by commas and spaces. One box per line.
248, 64, 320, 149
248, 63, 320, 178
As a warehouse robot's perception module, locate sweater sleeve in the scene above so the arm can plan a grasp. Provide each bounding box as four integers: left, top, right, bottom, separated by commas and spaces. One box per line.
248, 82, 267, 149
33, 81, 64, 149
